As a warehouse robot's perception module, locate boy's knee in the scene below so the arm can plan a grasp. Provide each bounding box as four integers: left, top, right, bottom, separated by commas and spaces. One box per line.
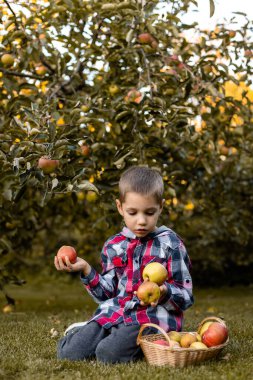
95, 341, 119, 363
57, 337, 83, 361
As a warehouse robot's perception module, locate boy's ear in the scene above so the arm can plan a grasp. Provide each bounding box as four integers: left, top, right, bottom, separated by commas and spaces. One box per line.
116, 199, 124, 216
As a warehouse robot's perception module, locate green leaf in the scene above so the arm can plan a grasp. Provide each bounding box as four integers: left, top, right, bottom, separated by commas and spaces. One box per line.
209, 0, 215, 17
76, 181, 99, 194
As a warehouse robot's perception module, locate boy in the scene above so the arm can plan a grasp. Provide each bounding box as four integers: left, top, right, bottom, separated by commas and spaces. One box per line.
54, 166, 194, 363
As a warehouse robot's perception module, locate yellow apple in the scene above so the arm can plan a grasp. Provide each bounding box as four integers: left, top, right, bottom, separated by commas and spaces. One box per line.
1, 53, 15, 67
180, 333, 197, 348
169, 340, 181, 348
86, 191, 98, 202
35, 64, 47, 76
2, 304, 14, 313
109, 84, 119, 96
168, 331, 182, 343
136, 281, 160, 305
142, 262, 168, 285
199, 321, 213, 337
190, 341, 208, 350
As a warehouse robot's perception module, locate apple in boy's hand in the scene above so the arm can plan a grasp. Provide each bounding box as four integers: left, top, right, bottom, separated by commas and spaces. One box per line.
202, 322, 228, 347
57, 246, 77, 264
142, 262, 168, 286
136, 281, 160, 305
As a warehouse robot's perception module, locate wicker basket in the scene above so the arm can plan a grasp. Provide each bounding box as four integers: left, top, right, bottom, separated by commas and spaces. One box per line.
137, 316, 229, 367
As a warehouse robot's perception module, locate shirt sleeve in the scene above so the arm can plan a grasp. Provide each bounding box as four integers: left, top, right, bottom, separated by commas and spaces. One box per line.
160, 240, 194, 312
80, 242, 118, 303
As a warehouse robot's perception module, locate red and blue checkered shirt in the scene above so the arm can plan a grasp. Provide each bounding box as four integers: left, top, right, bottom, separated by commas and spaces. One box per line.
81, 225, 194, 332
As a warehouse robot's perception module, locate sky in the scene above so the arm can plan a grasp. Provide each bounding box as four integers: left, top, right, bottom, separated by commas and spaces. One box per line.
185, 0, 253, 29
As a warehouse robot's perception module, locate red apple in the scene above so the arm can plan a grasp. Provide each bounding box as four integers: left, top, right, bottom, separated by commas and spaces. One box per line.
38, 156, 59, 174
124, 89, 142, 104
80, 144, 90, 157
136, 281, 160, 305
57, 245, 77, 264
202, 322, 228, 347
137, 32, 153, 44
153, 339, 169, 347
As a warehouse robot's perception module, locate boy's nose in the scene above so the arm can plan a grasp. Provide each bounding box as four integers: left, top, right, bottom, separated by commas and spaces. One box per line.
138, 216, 147, 225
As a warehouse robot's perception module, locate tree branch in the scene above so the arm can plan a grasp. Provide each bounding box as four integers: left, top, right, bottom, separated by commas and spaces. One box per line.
3, 0, 19, 30
0, 67, 49, 80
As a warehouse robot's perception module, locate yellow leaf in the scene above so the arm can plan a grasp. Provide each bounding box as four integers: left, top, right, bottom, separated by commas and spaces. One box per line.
56, 117, 65, 126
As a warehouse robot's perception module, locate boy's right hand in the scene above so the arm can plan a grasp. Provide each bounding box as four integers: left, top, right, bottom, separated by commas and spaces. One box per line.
54, 255, 91, 277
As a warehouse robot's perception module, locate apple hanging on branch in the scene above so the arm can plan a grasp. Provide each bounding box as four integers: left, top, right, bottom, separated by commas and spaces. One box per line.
137, 32, 158, 49
38, 156, 59, 174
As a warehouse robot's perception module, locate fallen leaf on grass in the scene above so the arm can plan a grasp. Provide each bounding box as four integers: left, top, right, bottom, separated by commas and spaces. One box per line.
50, 328, 59, 338
221, 353, 231, 361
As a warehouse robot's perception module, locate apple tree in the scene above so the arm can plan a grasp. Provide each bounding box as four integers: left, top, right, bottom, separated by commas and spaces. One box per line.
0, 0, 253, 301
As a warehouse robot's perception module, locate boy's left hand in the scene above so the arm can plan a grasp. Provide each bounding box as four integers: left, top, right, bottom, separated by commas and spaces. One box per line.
134, 284, 168, 307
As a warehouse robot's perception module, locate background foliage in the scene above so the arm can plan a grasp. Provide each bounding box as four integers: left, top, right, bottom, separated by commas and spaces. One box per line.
0, 0, 253, 297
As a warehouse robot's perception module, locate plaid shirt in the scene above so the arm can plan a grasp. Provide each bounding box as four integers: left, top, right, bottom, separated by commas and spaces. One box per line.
81, 225, 194, 332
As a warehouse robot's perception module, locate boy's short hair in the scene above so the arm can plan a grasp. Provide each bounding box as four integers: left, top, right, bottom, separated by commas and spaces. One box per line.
119, 166, 164, 203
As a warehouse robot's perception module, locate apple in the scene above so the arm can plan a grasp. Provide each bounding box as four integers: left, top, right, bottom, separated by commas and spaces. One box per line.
228, 30, 236, 38
1, 53, 15, 67
190, 342, 208, 350
109, 84, 120, 96
80, 144, 90, 157
138, 33, 153, 44
124, 89, 142, 104
136, 281, 160, 305
202, 322, 228, 347
57, 245, 77, 264
142, 262, 168, 286
38, 156, 59, 174
86, 191, 98, 202
153, 339, 169, 347
137, 33, 158, 49
244, 50, 253, 58
168, 331, 181, 343
2, 304, 14, 313
169, 340, 181, 348
199, 321, 213, 337
35, 65, 47, 76
180, 333, 197, 348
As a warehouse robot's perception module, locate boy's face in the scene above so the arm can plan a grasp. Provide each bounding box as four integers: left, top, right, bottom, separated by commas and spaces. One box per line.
116, 192, 164, 238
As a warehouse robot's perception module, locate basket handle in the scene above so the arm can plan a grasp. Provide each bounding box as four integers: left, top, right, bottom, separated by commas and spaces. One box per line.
137, 323, 171, 345
197, 316, 227, 334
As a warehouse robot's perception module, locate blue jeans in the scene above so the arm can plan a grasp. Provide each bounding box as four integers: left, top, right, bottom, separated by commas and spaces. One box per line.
57, 321, 155, 363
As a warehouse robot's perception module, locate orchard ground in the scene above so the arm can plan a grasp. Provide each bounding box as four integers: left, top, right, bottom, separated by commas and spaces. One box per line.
0, 274, 253, 380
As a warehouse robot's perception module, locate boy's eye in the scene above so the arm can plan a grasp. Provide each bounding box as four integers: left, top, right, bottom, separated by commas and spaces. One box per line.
146, 212, 155, 215
128, 212, 136, 215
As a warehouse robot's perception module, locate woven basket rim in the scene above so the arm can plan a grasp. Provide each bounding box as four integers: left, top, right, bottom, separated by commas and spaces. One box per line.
138, 333, 229, 352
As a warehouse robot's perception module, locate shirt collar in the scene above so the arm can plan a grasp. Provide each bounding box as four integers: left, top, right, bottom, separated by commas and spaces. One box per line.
121, 225, 170, 240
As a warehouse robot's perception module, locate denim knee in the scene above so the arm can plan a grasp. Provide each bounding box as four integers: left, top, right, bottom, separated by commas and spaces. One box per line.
57, 336, 83, 361
95, 341, 119, 364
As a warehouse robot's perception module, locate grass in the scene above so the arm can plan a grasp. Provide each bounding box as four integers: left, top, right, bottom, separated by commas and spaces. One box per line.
0, 273, 253, 380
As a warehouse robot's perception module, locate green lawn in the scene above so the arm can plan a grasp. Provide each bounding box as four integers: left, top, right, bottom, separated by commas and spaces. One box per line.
0, 274, 253, 380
